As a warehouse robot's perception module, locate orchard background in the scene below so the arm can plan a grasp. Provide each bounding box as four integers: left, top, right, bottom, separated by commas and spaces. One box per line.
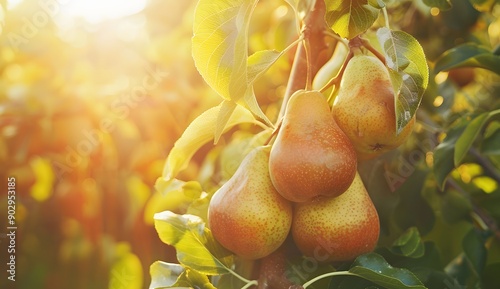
0, 0, 500, 289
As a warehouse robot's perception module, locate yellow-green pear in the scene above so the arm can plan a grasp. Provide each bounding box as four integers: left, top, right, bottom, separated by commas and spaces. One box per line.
208, 146, 292, 260
292, 172, 379, 262
332, 53, 415, 160
312, 43, 349, 91
269, 90, 357, 203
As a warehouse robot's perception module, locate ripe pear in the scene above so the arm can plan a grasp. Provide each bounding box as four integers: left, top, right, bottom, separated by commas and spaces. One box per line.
332, 53, 415, 160
208, 146, 292, 260
257, 240, 297, 289
292, 172, 379, 262
269, 90, 357, 203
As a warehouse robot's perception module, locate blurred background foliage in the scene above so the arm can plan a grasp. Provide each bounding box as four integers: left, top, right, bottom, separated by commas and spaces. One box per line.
0, 0, 500, 289
0, 0, 218, 288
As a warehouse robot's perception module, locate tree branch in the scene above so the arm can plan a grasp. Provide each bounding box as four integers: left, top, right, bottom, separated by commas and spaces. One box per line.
469, 147, 500, 184
447, 179, 500, 241
278, 0, 330, 122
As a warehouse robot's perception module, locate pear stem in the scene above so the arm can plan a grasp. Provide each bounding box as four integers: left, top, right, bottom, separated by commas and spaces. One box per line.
264, 118, 283, 146
319, 51, 353, 94
382, 7, 390, 28
360, 38, 386, 64
302, 271, 355, 288
240, 280, 258, 289
226, 267, 258, 287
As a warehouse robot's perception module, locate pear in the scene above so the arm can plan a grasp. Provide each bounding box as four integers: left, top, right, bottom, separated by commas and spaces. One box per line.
257, 240, 297, 289
332, 53, 415, 160
208, 146, 292, 260
269, 90, 357, 203
292, 172, 379, 262
312, 43, 349, 91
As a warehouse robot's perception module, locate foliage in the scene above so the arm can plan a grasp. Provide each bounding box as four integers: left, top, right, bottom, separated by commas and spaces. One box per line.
1, 0, 500, 289
150, 0, 500, 289
0, 1, 209, 288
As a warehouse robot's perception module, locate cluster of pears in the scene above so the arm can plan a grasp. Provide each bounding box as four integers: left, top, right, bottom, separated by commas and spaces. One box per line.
208, 51, 415, 262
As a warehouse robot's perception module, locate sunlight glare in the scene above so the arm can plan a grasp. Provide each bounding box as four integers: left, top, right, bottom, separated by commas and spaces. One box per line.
7, 0, 23, 10
62, 0, 147, 23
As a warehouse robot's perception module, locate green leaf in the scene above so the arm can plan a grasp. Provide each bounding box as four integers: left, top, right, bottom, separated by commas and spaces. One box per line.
244, 49, 286, 127
462, 229, 487, 277
192, 0, 257, 101
149, 262, 186, 289
350, 253, 427, 289
434, 43, 500, 75
239, 87, 274, 127
164, 269, 216, 289
160, 103, 256, 186
183, 269, 217, 289
247, 50, 282, 84
454, 110, 500, 166
376, 28, 429, 133
441, 189, 473, 223
192, 0, 277, 129
167, 271, 192, 288
468, 0, 497, 12
481, 121, 500, 155
482, 263, 500, 288
368, 0, 386, 9
393, 169, 435, 234
454, 113, 489, 166
326, 0, 380, 39
154, 211, 234, 275
390, 227, 425, 258
109, 249, 143, 289
433, 118, 469, 190
214, 100, 238, 144
422, 0, 452, 10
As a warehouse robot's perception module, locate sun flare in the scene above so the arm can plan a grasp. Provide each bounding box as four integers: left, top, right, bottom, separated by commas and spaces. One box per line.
62, 0, 147, 23
8, 0, 147, 23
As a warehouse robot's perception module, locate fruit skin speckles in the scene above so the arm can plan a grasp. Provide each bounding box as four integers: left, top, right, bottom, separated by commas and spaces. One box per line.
332, 54, 415, 161
208, 146, 292, 260
292, 172, 380, 262
269, 90, 357, 203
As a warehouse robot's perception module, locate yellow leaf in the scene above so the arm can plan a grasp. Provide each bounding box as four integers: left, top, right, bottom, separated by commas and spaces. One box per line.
472, 176, 498, 194
30, 157, 55, 202
109, 244, 143, 289
127, 175, 152, 224
239, 87, 273, 127
214, 100, 237, 144
146, 179, 203, 226
149, 261, 186, 289
161, 102, 256, 184
144, 190, 189, 225
192, 0, 257, 100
